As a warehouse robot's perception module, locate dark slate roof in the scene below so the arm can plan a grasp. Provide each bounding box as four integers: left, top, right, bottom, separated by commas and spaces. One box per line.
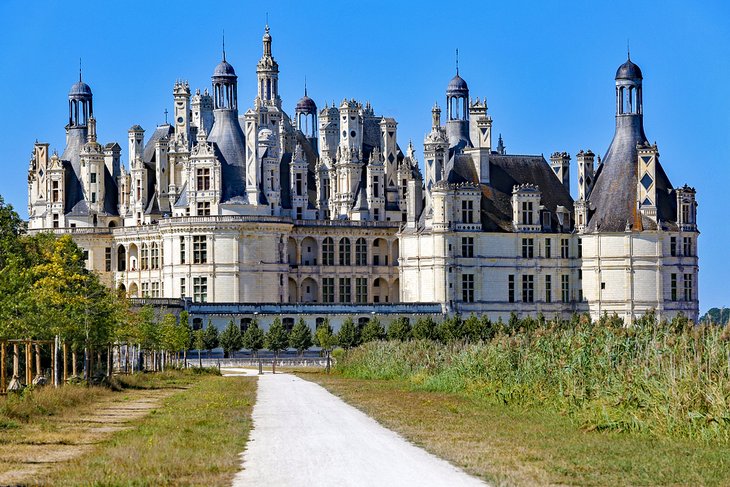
616, 58, 643, 80
447, 74, 468, 96
207, 110, 247, 202
174, 182, 188, 207
69, 81, 92, 97
481, 154, 575, 232
279, 152, 292, 209
585, 114, 675, 232
213, 60, 236, 77
102, 164, 119, 216
143, 125, 173, 163
295, 94, 316, 114
61, 127, 87, 214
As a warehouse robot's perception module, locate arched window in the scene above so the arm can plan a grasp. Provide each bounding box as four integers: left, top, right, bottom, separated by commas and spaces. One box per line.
322, 237, 335, 266
117, 246, 126, 271
140, 244, 149, 270
339, 238, 351, 266
355, 238, 367, 266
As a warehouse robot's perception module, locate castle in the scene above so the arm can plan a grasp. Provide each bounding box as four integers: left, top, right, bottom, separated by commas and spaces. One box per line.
26, 26, 699, 329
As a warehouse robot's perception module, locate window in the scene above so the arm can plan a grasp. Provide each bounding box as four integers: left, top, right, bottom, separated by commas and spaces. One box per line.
521, 238, 534, 258
295, 173, 303, 196
90, 172, 97, 183
521, 201, 533, 225
683, 237, 692, 257
192, 318, 203, 330
322, 277, 335, 303
151, 281, 160, 298
670, 273, 677, 301
141, 282, 149, 297
522, 275, 534, 303
180, 237, 186, 264
670, 237, 677, 257
240, 318, 252, 333
193, 277, 208, 303
196, 168, 210, 191
355, 238, 367, 266
462, 274, 475, 303
193, 236, 207, 264
339, 278, 351, 303
561, 275, 570, 303
461, 200, 474, 223
373, 208, 379, 221
508, 274, 515, 303
683, 273, 693, 301
681, 203, 690, 223
461, 237, 474, 258
150, 243, 159, 269
197, 201, 211, 216
82, 250, 89, 262
117, 246, 126, 271
355, 277, 368, 304
52, 181, 59, 202
339, 238, 351, 266
105, 247, 112, 272
140, 244, 149, 270
577, 238, 582, 258
180, 277, 186, 298
373, 176, 380, 198
136, 179, 142, 201
545, 238, 551, 258
561, 238, 569, 258
545, 275, 552, 303
322, 237, 335, 266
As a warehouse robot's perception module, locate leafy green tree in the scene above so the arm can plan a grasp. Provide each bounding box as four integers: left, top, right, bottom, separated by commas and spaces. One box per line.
361, 316, 386, 342
437, 315, 463, 342
412, 316, 438, 340
220, 320, 243, 358
337, 317, 360, 350
193, 329, 205, 367
289, 318, 313, 356
387, 317, 411, 341
314, 319, 336, 351
462, 314, 483, 342
203, 320, 219, 358
265, 318, 290, 374
242, 319, 265, 357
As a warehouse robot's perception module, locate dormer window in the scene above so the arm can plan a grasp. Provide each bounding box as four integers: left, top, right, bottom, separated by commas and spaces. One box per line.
462, 200, 474, 223
521, 201, 533, 225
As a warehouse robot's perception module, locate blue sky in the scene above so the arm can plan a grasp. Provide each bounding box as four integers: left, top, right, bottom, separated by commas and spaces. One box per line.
0, 0, 728, 313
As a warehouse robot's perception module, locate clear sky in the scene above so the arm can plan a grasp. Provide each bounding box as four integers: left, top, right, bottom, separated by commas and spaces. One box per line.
0, 0, 728, 313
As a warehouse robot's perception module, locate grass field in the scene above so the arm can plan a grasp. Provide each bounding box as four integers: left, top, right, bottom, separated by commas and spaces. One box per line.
300, 371, 730, 486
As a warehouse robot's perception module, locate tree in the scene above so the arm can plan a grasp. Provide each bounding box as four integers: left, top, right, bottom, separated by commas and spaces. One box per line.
314, 319, 336, 350
203, 320, 219, 358
337, 317, 360, 350
437, 315, 463, 342
461, 314, 483, 342
361, 316, 386, 342
242, 319, 264, 357
193, 329, 205, 367
159, 313, 178, 369
179, 310, 192, 367
265, 318, 290, 374
220, 320, 243, 358
387, 317, 411, 341
289, 318, 313, 356
412, 316, 437, 340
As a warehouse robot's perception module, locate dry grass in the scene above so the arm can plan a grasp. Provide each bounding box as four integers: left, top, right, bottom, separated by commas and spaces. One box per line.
44, 375, 256, 486
300, 371, 730, 486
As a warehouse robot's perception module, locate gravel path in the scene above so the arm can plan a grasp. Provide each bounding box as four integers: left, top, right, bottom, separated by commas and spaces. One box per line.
231, 371, 487, 487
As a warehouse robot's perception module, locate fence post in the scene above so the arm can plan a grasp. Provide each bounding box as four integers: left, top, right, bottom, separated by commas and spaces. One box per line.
1, 341, 5, 392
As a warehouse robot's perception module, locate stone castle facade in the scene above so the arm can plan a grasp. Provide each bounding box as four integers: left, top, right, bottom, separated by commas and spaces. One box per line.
27, 26, 699, 325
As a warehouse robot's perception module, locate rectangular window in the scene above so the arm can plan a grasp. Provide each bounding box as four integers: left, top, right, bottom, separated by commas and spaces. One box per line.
151, 281, 160, 298
141, 282, 149, 297
104, 247, 112, 272
521, 238, 534, 258
508, 274, 515, 303
373, 176, 379, 198
91, 192, 96, 203
180, 277, 186, 298
461, 237, 474, 258
545, 275, 552, 303
82, 250, 89, 262
462, 274, 475, 303
193, 235, 207, 264
53, 213, 59, 228
461, 200, 473, 223
339, 278, 351, 303
683, 273, 693, 301
355, 277, 368, 304
355, 239, 367, 266
90, 172, 97, 184
180, 237, 186, 264
522, 274, 534, 303
670, 273, 677, 301
322, 277, 335, 303
670, 237, 677, 257
561, 238, 569, 259
521, 201, 533, 225
561, 275, 570, 303
52, 181, 60, 202
196, 168, 210, 191
545, 238, 551, 258
136, 179, 142, 201
193, 277, 208, 303
577, 238, 582, 258
682, 204, 690, 223
683, 237, 692, 257
197, 201, 211, 216
295, 173, 303, 196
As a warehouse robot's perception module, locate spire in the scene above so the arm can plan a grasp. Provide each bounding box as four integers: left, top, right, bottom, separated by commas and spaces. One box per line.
627, 39, 630, 60
222, 30, 226, 61
79, 57, 82, 82
304, 76, 307, 97
455, 48, 459, 75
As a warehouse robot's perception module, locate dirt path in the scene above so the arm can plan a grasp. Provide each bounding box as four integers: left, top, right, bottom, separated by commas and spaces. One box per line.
0, 388, 177, 485
232, 372, 487, 487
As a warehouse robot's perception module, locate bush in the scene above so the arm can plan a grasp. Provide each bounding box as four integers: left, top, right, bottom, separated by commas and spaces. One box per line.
361, 317, 386, 343
387, 317, 411, 341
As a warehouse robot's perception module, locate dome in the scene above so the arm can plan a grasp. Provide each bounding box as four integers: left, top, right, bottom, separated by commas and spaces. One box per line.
213, 60, 236, 78
295, 94, 317, 114
615, 58, 642, 80
447, 74, 468, 96
69, 81, 92, 97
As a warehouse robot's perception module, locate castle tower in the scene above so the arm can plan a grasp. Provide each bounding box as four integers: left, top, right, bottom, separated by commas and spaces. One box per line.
257, 25, 280, 108
445, 58, 470, 147
173, 81, 191, 146
68, 68, 93, 129
295, 84, 317, 147
367, 147, 385, 221
550, 152, 570, 192
423, 103, 448, 208
575, 149, 595, 232
191, 88, 214, 135
290, 142, 308, 220
79, 117, 105, 220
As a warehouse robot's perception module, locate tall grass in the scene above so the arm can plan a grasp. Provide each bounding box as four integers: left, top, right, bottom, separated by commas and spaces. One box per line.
337, 315, 730, 442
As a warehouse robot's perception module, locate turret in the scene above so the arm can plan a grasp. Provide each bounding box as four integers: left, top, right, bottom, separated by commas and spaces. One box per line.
295, 83, 318, 143
290, 142, 308, 220
257, 25, 280, 108
191, 88, 214, 134
367, 147, 385, 221
550, 151, 570, 192
173, 81, 191, 145
445, 60, 471, 147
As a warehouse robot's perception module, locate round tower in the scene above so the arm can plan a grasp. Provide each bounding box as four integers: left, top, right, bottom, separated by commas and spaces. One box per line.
68, 70, 93, 128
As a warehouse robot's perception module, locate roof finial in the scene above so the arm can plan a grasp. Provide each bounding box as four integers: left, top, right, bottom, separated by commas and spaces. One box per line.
627, 39, 630, 60
164, 108, 168, 124
456, 48, 459, 75
266, 12, 269, 31
222, 30, 226, 61
304, 75, 307, 97
79, 57, 82, 82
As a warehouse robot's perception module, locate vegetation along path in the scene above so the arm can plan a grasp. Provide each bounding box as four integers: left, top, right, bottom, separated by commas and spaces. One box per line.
231, 370, 486, 487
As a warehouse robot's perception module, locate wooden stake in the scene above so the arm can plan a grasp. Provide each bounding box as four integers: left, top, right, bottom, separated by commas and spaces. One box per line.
1, 341, 6, 392
63, 342, 68, 383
